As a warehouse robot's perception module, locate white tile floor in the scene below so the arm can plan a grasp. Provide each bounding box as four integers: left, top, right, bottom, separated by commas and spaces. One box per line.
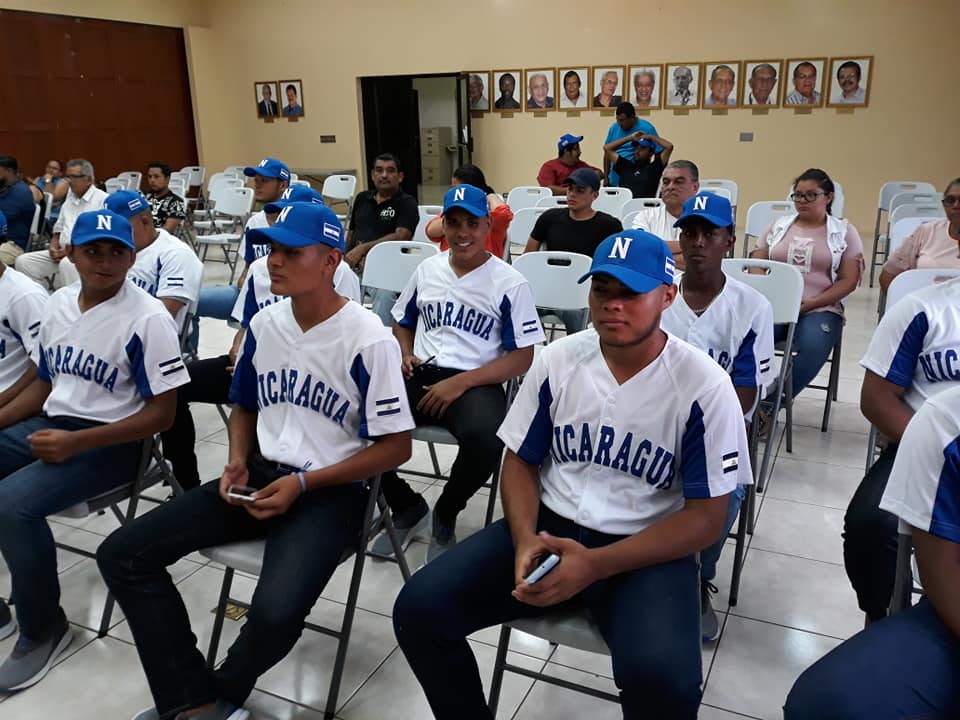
0, 256, 883, 719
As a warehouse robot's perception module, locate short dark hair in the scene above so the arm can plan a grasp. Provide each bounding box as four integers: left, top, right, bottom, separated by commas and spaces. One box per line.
793, 168, 835, 214
837, 61, 861, 80
499, 73, 515, 90
615, 102, 636, 117
453, 164, 494, 195
794, 61, 817, 78
945, 177, 960, 194
666, 159, 700, 182
146, 161, 171, 177
374, 153, 402, 173
0, 156, 18, 173
562, 70, 581, 86
285, 84, 297, 94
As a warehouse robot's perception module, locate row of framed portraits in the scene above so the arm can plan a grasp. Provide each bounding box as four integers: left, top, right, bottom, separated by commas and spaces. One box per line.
467, 57, 873, 113
254, 80, 306, 118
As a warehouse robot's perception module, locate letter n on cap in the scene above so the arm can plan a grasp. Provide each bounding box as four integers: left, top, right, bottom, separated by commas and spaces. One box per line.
277, 205, 294, 223
96, 214, 112, 231
694, 195, 709, 211
609, 236, 633, 260
454, 187, 466, 201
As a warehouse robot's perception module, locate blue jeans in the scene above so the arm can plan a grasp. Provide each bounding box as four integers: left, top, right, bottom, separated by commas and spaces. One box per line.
370, 288, 399, 327
784, 598, 960, 719
393, 504, 703, 720
773, 311, 843, 399
0, 415, 142, 640
191, 285, 241, 350
700, 484, 746, 582
97, 465, 366, 719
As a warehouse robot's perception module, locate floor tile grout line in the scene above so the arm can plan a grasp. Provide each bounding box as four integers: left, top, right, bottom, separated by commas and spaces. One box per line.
507, 645, 555, 720
334, 643, 402, 714
741, 545, 844, 568
725, 611, 853, 642
699, 702, 764, 719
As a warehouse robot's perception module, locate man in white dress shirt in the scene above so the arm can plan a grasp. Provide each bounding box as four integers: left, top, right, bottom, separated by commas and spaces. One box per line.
631, 160, 700, 269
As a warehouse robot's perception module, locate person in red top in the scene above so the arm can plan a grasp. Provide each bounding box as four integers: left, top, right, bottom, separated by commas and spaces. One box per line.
425, 164, 513, 259
537, 134, 604, 195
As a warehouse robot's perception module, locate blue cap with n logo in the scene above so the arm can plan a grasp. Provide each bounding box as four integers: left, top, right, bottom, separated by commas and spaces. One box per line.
674, 191, 734, 229
442, 184, 489, 218
245, 202, 344, 251
70, 209, 135, 250
578, 229, 675, 293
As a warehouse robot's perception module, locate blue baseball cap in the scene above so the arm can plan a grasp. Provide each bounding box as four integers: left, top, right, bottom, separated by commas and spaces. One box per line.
70, 210, 135, 250
264, 185, 323, 214
563, 167, 601, 191
0, 209, 6, 238
674, 192, 735, 229
243, 157, 291, 181
103, 189, 151, 218
442, 184, 489, 217
630, 138, 656, 149
578, 229, 675, 293
246, 202, 344, 251
558, 133, 583, 153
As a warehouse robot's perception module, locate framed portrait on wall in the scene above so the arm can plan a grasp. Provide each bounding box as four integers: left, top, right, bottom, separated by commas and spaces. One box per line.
558, 67, 589, 109
255, 80, 280, 118
664, 63, 700, 108
702, 61, 741, 108
523, 68, 556, 111
742, 60, 783, 107
492, 70, 522, 112
466, 71, 491, 112
827, 56, 872, 107
784, 58, 827, 107
627, 65, 663, 109
279, 79, 305, 117
590, 66, 625, 109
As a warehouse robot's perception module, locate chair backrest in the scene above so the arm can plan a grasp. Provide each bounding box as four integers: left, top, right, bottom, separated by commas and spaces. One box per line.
104, 178, 126, 194
888, 192, 941, 219
619, 197, 662, 222
223, 165, 246, 178
889, 202, 945, 228
592, 187, 632, 217
28, 203, 41, 236
744, 201, 794, 238
168, 179, 188, 198
721, 258, 803, 324
888, 216, 936, 256
169, 171, 190, 186
290, 179, 311, 188
321, 174, 357, 202
700, 178, 739, 206
877, 181, 938, 212
887, 268, 960, 308
42, 192, 53, 221
513, 251, 592, 311
535, 195, 569, 209
179, 166, 206, 188
361, 241, 439, 293
212, 186, 254, 218
412, 205, 443, 244
208, 176, 244, 199
206, 171, 235, 193
506, 186, 552, 212
117, 171, 142, 190
702, 186, 732, 201
507, 207, 549, 251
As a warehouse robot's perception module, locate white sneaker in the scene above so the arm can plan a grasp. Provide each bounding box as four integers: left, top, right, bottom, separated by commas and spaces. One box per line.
130, 709, 159, 720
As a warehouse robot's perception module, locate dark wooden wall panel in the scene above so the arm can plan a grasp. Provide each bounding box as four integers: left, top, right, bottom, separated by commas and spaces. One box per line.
0, 9, 198, 184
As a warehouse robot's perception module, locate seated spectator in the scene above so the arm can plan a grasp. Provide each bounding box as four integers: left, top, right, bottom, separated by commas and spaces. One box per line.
103, 190, 203, 333
369, 185, 544, 562
425, 164, 513, 258
631, 160, 700, 268
393, 229, 749, 720
0, 209, 187, 691
97, 203, 413, 720
879, 177, 960, 291
344, 153, 419, 324
537, 134, 603, 195
0, 155, 38, 267
786, 385, 960, 719
144, 161, 187, 234
603, 130, 673, 198
843, 275, 960, 621
661, 192, 773, 642
603, 102, 659, 187
524, 167, 622, 333
15, 158, 107, 290
27, 160, 67, 233
751, 168, 863, 406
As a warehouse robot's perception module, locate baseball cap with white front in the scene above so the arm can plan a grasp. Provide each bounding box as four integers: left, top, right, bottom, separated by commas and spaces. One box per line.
578, 229, 675, 294
243, 157, 291, 181
70, 210, 135, 250
246, 202, 344, 251
442, 184, 489, 218
673, 192, 735, 229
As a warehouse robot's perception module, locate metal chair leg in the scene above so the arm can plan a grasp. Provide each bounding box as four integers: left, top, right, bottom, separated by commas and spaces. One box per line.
487, 625, 512, 715
728, 488, 750, 607
206, 567, 234, 668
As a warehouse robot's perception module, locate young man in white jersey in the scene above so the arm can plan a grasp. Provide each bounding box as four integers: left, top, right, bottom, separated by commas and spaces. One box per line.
104, 190, 203, 332
844, 275, 960, 620
661, 191, 773, 641
368, 184, 545, 562
98, 203, 413, 720
787, 384, 960, 719
393, 229, 749, 720
0, 209, 188, 691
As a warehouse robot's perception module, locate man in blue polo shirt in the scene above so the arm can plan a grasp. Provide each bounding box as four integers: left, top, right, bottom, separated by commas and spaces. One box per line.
0, 156, 37, 267
602, 103, 660, 188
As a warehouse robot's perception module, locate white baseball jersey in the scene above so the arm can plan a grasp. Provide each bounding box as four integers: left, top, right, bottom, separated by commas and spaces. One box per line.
391, 253, 546, 371
630, 204, 681, 242
239, 211, 270, 266
230, 299, 415, 471
34, 282, 188, 423
0, 268, 48, 394
880, 384, 960, 544
231, 256, 362, 328
497, 330, 749, 535
127, 228, 204, 329
661, 276, 775, 419
860, 276, 960, 412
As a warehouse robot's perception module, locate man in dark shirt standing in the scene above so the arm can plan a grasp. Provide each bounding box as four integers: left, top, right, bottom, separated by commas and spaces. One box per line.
603, 130, 674, 198
0, 156, 37, 267
345, 152, 419, 324
524, 167, 622, 333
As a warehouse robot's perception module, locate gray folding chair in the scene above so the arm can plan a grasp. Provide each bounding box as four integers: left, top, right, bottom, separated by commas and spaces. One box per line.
869, 181, 938, 286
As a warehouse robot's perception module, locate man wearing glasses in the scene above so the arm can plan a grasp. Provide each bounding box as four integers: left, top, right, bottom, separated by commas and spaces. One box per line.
785, 62, 821, 105
15, 158, 107, 290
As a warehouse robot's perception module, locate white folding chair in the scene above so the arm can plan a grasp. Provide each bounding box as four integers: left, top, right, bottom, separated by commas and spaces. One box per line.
592, 187, 632, 217
619, 197, 662, 223
513, 251, 591, 341
888, 201, 944, 229
700, 178, 739, 211
870, 181, 938, 286
104, 178, 126, 194
535, 195, 569, 209
191, 180, 246, 234
321, 174, 358, 221
743, 201, 794, 257
360, 240, 439, 296
506, 186, 552, 212
222, 165, 246, 178
194, 186, 254, 282
702, 186, 732, 201
117, 171, 142, 191
506, 207, 549, 262
876, 217, 941, 318
412, 205, 442, 245
289, 179, 311, 188
168, 179, 188, 199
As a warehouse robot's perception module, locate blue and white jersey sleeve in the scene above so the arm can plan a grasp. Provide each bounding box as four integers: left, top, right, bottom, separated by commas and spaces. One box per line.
499, 281, 546, 351
229, 327, 259, 410
679, 378, 745, 499
860, 293, 926, 388
7, 285, 46, 359
126, 312, 189, 397
391, 266, 421, 328
881, 386, 960, 544
737, 299, 774, 389
497, 346, 553, 464
157, 244, 203, 307
349, 337, 415, 439
232, 273, 259, 327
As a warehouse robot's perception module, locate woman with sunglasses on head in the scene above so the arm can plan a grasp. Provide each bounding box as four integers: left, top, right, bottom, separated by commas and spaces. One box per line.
750, 168, 864, 401
879, 177, 960, 292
